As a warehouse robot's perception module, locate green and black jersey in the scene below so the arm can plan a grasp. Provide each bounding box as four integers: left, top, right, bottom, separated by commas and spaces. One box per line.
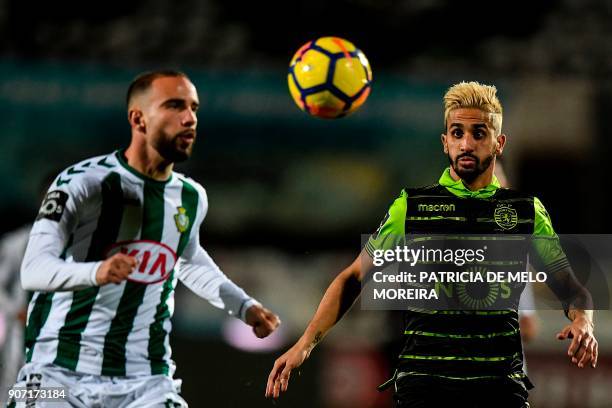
366, 168, 568, 386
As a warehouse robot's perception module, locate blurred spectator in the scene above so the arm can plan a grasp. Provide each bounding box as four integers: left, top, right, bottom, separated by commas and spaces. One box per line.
0, 225, 29, 399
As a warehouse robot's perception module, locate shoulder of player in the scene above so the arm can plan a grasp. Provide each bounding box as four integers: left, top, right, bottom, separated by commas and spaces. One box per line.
173, 172, 208, 202
52, 152, 121, 190
531, 195, 550, 216
494, 187, 535, 201
403, 183, 443, 198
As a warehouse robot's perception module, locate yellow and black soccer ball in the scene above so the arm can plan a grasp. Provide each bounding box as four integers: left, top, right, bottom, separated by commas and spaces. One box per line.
288, 37, 372, 119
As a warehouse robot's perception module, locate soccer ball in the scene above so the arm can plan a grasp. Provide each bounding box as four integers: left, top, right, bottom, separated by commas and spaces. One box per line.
288, 37, 372, 119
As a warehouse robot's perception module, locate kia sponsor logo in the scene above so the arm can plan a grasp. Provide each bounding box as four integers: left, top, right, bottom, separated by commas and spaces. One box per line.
105, 240, 177, 284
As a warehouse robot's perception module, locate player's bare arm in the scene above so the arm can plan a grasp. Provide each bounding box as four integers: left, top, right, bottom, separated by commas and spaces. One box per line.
265, 251, 373, 399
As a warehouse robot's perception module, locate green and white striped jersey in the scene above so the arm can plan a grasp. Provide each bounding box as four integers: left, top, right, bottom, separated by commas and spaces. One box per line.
22, 150, 257, 377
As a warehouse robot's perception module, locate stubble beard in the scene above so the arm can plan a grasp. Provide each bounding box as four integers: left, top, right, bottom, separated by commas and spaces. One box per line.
153, 132, 194, 163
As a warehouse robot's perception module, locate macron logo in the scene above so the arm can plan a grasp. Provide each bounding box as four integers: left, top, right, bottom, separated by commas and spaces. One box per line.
417, 203, 456, 212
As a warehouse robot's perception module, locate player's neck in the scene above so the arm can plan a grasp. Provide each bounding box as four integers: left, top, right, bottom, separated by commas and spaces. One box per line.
449, 166, 494, 191
124, 143, 173, 182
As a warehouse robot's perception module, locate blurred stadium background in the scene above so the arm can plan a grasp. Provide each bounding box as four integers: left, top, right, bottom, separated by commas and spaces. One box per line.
0, 0, 611, 406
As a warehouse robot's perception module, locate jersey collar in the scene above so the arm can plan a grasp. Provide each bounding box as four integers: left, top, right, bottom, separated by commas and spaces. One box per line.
438, 167, 500, 198
115, 149, 173, 185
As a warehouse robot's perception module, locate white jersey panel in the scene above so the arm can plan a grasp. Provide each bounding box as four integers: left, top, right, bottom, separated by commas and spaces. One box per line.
28, 292, 72, 365
124, 177, 183, 375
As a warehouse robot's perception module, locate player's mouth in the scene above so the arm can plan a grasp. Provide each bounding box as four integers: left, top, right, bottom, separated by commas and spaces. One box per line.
458, 155, 477, 165
177, 130, 196, 144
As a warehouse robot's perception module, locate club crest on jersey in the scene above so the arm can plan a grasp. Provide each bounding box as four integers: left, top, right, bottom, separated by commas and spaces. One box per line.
105, 240, 177, 284
174, 207, 189, 233
494, 203, 518, 230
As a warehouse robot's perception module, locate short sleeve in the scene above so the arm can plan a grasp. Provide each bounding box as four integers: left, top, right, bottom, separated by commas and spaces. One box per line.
533, 197, 555, 236
531, 197, 569, 272
365, 190, 407, 257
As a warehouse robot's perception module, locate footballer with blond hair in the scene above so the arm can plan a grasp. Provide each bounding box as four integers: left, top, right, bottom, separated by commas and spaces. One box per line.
266, 81, 597, 407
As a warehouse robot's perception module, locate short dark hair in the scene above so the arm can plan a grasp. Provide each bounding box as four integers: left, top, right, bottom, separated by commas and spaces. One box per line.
126, 70, 189, 107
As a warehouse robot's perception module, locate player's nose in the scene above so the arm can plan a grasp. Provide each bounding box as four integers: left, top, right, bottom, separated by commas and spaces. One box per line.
460, 134, 475, 152
181, 109, 197, 127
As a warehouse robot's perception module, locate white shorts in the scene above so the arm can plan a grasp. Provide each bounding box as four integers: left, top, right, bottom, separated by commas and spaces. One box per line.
6, 363, 188, 408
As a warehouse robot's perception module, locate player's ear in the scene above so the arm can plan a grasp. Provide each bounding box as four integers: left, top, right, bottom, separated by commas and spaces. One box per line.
495, 134, 506, 155
128, 109, 146, 132
441, 133, 448, 154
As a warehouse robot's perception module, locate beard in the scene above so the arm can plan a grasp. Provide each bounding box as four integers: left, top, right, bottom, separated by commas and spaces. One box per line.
153, 130, 195, 163
447, 151, 494, 183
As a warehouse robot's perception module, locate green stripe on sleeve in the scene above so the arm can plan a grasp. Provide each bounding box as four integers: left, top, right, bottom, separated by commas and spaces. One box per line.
102, 180, 165, 376
365, 190, 407, 257
533, 197, 555, 236
54, 172, 124, 370
149, 179, 199, 375
531, 197, 567, 268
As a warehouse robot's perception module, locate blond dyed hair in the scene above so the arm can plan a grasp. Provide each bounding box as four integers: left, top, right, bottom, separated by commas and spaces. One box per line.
444, 81, 503, 133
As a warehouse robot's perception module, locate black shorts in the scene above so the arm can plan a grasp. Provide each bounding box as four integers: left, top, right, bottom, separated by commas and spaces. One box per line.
394, 374, 531, 408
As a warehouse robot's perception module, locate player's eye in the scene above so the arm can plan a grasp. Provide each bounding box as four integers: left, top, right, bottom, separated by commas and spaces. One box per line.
451, 129, 462, 137
165, 100, 184, 110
